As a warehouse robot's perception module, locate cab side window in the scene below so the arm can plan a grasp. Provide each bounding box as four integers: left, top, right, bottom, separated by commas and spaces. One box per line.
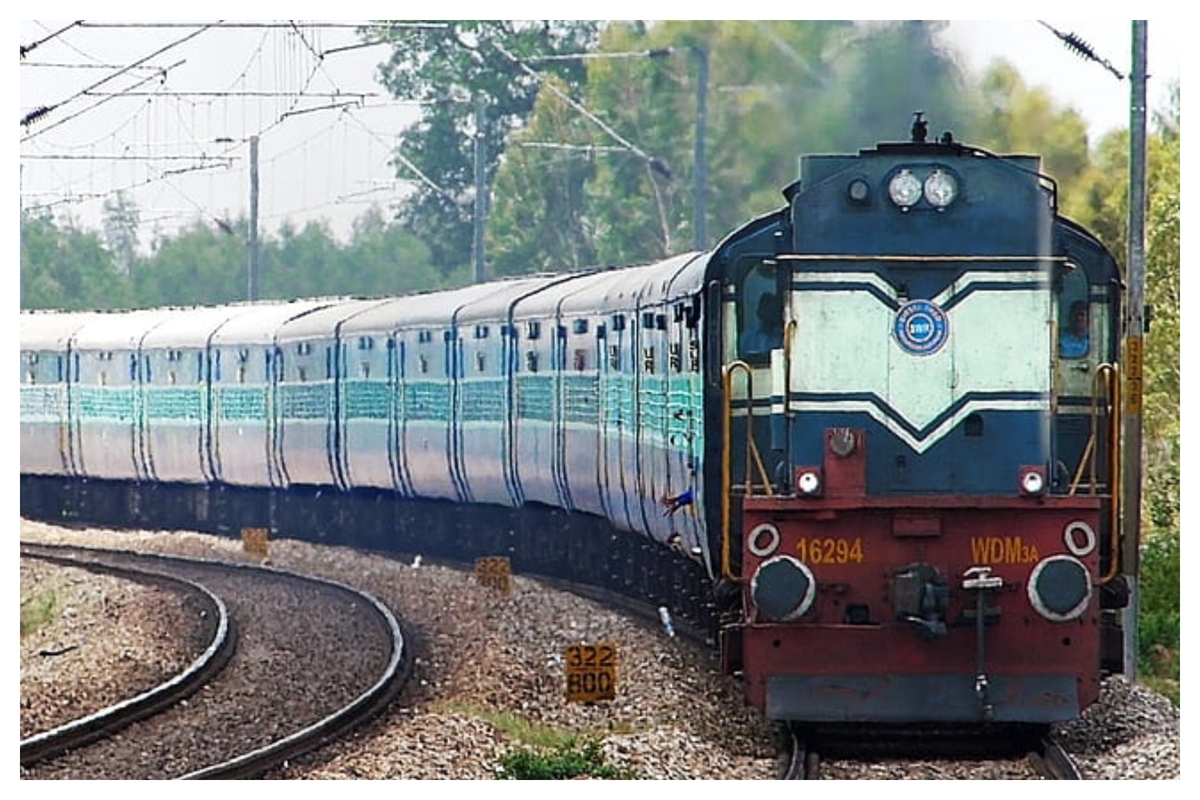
738, 268, 781, 360
1058, 267, 1090, 359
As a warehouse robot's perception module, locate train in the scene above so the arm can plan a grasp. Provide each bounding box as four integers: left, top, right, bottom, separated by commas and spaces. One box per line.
21, 117, 1132, 730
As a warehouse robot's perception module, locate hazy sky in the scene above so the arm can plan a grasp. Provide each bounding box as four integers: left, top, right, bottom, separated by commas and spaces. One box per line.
17, 18, 1182, 248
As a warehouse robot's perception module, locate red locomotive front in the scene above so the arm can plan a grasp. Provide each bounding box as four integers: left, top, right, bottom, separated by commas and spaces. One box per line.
710, 124, 1126, 725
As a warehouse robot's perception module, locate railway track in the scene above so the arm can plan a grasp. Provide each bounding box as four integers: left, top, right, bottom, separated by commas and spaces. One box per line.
22, 524, 1176, 779
784, 724, 1083, 779
19, 542, 412, 779
20, 547, 235, 767
1028, 736, 1083, 779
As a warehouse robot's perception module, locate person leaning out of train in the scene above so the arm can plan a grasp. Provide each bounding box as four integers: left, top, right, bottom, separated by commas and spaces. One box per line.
741, 292, 783, 356
1059, 301, 1090, 358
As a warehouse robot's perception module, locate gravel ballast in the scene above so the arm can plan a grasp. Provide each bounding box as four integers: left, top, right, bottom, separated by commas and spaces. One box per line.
19, 519, 1180, 780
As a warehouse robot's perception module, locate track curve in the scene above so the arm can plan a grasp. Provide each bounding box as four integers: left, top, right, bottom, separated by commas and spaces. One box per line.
20, 542, 412, 779
20, 544, 234, 767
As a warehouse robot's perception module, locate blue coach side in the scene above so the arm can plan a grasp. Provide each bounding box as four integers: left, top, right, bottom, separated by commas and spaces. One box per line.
274, 298, 394, 489
20, 310, 102, 478
206, 299, 334, 489
140, 304, 259, 485
70, 308, 181, 483
450, 274, 573, 507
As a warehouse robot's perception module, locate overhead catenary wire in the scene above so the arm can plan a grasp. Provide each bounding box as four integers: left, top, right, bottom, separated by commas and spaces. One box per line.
20, 24, 217, 135
21, 20, 455, 237
489, 40, 670, 177
22, 58, 187, 143
19, 20, 82, 59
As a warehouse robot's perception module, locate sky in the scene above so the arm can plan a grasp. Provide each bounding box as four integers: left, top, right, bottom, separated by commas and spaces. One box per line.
16, 17, 1183, 249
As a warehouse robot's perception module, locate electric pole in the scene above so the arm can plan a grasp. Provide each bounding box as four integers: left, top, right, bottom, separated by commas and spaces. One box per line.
473, 100, 487, 284
692, 45, 709, 251
248, 135, 260, 301
1122, 20, 1148, 679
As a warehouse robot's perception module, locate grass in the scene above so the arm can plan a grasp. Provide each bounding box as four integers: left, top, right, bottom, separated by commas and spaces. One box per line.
437, 701, 640, 779
1141, 675, 1179, 707
20, 591, 57, 639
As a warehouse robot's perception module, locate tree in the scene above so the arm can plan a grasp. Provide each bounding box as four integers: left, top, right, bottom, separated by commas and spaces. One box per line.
373, 20, 600, 275
133, 220, 247, 307
102, 191, 140, 276
1139, 84, 1180, 547
487, 75, 601, 276
344, 206, 445, 295
965, 59, 1092, 199
1056, 83, 1180, 686
260, 219, 344, 300
20, 212, 130, 310
486, 21, 973, 270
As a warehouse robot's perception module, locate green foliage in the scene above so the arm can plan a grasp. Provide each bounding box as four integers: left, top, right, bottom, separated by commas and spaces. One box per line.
133, 220, 248, 306
1064, 84, 1181, 696
102, 190, 141, 276
373, 20, 600, 274
1137, 530, 1180, 704
20, 592, 57, 639
20, 212, 132, 310
437, 702, 637, 778
21, 203, 445, 310
966, 59, 1091, 194
485, 21, 979, 270
488, 75, 600, 276
498, 737, 638, 780
344, 208, 443, 295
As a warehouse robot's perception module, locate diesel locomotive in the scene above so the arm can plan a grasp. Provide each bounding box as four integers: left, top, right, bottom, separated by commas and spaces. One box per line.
20, 119, 1130, 727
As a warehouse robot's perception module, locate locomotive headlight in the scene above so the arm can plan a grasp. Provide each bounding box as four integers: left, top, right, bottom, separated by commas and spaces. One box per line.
923, 169, 958, 208
888, 169, 923, 208
796, 468, 822, 495
1019, 466, 1047, 496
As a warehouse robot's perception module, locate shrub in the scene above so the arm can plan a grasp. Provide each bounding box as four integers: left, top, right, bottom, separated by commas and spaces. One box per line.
497, 737, 637, 780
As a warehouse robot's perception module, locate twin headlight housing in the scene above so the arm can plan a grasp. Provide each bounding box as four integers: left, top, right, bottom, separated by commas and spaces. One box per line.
885, 167, 959, 210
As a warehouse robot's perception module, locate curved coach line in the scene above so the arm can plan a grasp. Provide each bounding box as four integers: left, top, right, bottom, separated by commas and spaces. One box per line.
20, 119, 1134, 729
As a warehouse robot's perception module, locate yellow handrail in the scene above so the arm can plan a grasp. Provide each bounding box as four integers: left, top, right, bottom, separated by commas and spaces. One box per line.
1068, 363, 1116, 497
721, 361, 748, 582
1068, 362, 1122, 583
783, 319, 796, 420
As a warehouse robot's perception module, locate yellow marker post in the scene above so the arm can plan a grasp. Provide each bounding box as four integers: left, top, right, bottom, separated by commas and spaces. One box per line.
564, 643, 618, 703
241, 527, 269, 561
473, 556, 512, 595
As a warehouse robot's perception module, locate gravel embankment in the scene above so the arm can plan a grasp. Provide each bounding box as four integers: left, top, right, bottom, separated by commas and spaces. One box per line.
20, 557, 208, 739
19, 519, 1180, 780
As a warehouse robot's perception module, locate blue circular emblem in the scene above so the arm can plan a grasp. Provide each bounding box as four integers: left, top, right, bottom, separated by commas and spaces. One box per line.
894, 299, 949, 356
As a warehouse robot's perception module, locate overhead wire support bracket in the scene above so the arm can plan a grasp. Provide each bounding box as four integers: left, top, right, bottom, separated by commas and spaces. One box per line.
1038, 20, 1126, 81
